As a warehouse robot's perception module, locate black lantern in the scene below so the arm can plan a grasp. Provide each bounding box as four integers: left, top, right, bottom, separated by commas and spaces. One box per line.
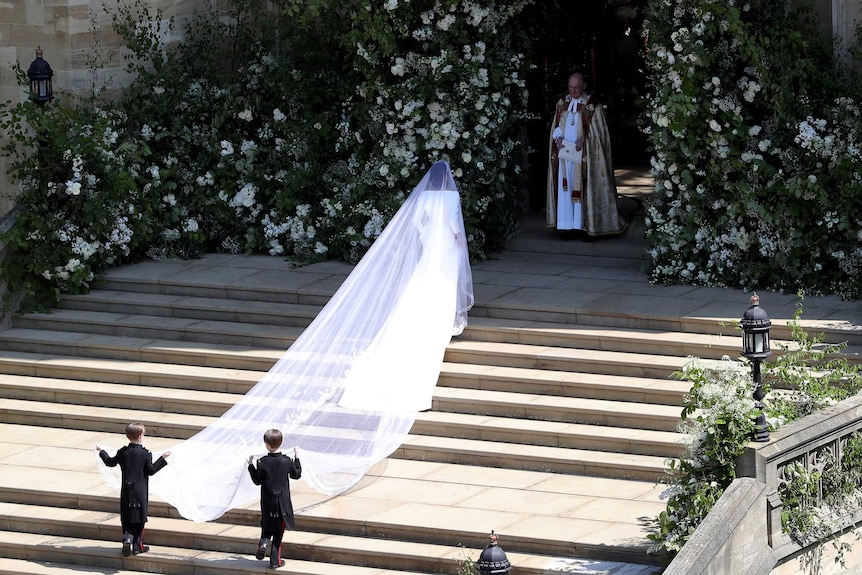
27, 47, 54, 104
740, 293, 772, 442
476, 531, 511, 575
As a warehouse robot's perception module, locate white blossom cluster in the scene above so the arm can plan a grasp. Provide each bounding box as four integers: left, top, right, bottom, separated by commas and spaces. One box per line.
32, 107, 142, 289
653, 356, 757, 554
646, 0, 862, 298
14, 0, 533, 299
262, 203, 320, 256
339, 0, 527, 203
644, 1, 801, 291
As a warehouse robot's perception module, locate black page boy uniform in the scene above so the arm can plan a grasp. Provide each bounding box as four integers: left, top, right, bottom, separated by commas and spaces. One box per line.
247, 433, 302, 569
97, 423, 169, 556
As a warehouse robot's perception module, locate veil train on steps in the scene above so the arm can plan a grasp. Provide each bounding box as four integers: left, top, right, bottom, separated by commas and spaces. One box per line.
97, 160, 474, 521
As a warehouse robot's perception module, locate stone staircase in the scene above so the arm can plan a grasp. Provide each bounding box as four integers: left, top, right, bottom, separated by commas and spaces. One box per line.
0, 195, 795, 575
0, 254, 731, 575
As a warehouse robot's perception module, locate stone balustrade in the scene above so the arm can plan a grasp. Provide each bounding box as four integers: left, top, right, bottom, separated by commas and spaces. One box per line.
666, 394, 862, 575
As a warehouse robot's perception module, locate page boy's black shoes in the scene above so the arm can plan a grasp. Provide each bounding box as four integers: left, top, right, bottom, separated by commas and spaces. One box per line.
133, 545, 150, 555
268, 559, 286, 569
121, 534, 133, 557
256, 538, 270, 560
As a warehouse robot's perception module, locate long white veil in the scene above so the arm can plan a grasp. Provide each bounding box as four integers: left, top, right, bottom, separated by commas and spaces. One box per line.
97, 161, 474, 522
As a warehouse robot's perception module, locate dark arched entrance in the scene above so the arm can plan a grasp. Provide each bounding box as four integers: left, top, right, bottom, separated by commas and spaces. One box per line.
520, 0, 649, 212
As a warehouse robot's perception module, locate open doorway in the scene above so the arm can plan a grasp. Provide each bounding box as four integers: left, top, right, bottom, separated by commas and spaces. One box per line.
519, 0, 650, 212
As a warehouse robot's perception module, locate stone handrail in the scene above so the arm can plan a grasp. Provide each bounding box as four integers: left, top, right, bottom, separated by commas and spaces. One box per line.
745, 395, 862, 559
664, 394, 862, 574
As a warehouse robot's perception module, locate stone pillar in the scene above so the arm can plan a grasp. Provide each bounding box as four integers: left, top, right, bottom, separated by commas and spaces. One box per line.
833, 0, 862, 65
805, 0, 861, 61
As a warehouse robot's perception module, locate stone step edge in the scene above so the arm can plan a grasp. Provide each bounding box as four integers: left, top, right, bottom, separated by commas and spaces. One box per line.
0, 530, 432, 575
0, 555, 659, 575
0, 328, 704, 377
402, 435, 667, 480
11, 309, 752, 366
0, 379, 684, 456
95, 271, 856, 345
0, 462, 664, 563
16, 305, 861, 367
35, 300, 827, 361
58, 290, 764, 354
0, 373, 685, 432
0, 503, 476, 575
59, 290, 322, 321
0, 350, 689, 406
11, 312, 303, 349
0, 399, 670, 480
0, 556, 147, 575
0, 502, 661, 573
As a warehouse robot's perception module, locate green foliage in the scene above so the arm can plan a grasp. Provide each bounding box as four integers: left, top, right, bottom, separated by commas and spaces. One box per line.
768, 297, 862, 567
647, 357, 758, 559
0, 0, 531, 309
779, 460, 822, 539
643, 0, 862, 299
0, 69, 156, 311
313, 0, 530, 259
649, 302, 862, 563
778, 436, 862, 568
765, 296, 862, 426
456, 552, 479, 575
768, 312, 862, 566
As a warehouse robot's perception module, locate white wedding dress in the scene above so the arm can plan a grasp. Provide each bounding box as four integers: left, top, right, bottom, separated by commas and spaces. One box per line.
97, 161, 474, 521
338, 189, 463, 412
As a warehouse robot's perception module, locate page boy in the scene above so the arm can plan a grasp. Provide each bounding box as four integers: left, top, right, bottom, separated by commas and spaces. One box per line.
247, 429, 302, 569
96, 422, 170, 556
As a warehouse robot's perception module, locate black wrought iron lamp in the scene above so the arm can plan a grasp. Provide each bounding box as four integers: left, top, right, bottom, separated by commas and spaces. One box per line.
740, 293, 772, 442
476, 531, 511, 575
27, 47, 54, 104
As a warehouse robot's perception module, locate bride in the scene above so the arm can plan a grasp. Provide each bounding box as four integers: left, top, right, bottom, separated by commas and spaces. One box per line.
98, 161, 473, 522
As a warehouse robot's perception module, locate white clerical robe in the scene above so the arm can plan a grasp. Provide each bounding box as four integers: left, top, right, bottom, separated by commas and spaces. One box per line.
552, 96, 586, 230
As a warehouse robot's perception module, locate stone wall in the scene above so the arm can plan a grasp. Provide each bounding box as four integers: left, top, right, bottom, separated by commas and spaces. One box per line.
0, 0, 216, 215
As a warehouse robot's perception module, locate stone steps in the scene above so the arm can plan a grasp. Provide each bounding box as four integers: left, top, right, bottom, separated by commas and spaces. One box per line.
0, 424, 664, 573
0, 398, 671, 480
0, 250, 723, 574
0, 371, 682, 433
0, 502, 460, 575
438, 362, 688, 406
57, 290, 742, 359
57, 291, 861, 367
1, 319, 701, 382
0, 529, 432, 575
0, 503, 660, 575
0, 557, 147, 575
60, 290, 804, 364
0, 350, 689, 406
0, 499, 659, 575
15, 304, 739, 359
